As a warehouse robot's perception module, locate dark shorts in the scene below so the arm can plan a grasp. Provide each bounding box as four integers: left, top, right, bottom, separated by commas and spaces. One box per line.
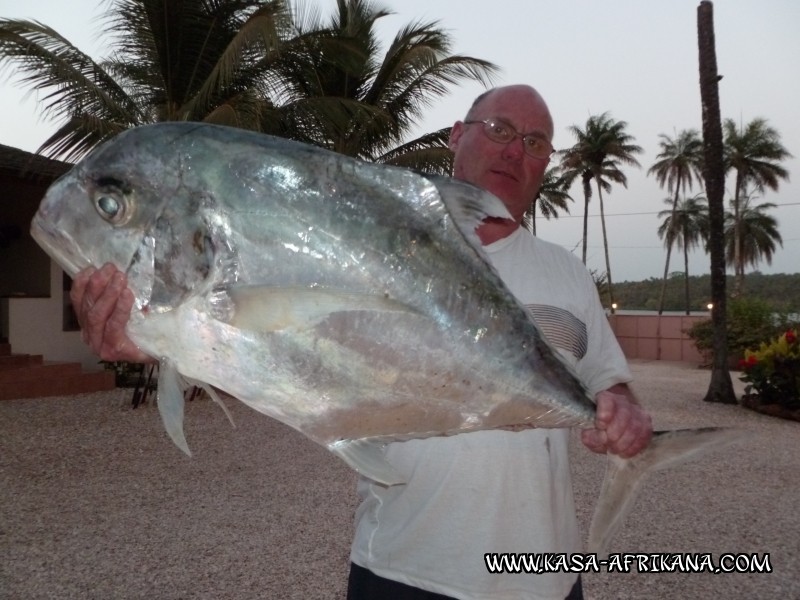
347, 563, 584, 600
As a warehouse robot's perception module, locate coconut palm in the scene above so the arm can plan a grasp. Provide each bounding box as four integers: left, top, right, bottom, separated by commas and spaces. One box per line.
0, 0, 295, 161
723, 191, 782, 290
723, 117, 792, 296
648, 129, 704, 314
697, 1, 736, 404
268, 0, 498, 171
522, 167, 573, 235
0, 0, 496, 172
657, 194, 707, 315
559, 112, 643, 309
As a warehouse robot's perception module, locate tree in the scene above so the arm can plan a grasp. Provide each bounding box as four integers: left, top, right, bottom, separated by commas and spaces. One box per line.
724, 191, 783, 287
0, 0, 496, 172
522, 166, 573, 235
657, 194, 707, 314
559, 112, 643, 310
648, 129, 704, 314
271, 0, 498, 172
723, 117, 791, 296
1, 0, 292, 161
697, 0, 736, 404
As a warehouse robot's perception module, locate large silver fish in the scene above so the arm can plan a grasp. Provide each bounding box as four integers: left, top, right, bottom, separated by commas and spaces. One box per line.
31, 123, 738, 553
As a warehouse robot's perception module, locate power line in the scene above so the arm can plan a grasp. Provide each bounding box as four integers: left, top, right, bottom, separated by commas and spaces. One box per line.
553, 201, 800, 219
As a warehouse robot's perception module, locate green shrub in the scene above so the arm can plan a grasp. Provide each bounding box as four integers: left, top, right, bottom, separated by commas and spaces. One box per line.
687, 297, 798, 361
739, 329, 800, 409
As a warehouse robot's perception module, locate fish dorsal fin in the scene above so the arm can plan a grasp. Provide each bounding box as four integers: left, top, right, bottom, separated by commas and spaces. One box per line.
228, 286, 416, 332
426, 175, 513, 251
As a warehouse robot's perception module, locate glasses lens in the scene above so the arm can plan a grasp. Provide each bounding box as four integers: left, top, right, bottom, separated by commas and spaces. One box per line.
523, 136, 552, 159
483, 119, 513, 143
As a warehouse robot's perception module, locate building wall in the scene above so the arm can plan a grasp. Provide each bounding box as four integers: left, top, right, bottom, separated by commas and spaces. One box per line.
9, 260, 101, 371
608, 313, 708, 363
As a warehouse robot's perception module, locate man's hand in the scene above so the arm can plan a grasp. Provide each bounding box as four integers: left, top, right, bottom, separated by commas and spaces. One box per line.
581, 384, 652, 458
69, 263, 154, 363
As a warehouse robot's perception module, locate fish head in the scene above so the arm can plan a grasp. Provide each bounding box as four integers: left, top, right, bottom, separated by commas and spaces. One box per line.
30, 124, 228, 313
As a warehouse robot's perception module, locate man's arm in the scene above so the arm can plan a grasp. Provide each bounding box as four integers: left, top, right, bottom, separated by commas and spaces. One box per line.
70, 263, 155, 364
581, 383, 653, 458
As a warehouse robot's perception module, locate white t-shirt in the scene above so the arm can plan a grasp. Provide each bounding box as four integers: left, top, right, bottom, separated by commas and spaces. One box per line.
350, 227, 632, 600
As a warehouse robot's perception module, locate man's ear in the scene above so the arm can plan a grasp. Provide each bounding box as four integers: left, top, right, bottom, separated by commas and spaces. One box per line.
448, 121, 464, 152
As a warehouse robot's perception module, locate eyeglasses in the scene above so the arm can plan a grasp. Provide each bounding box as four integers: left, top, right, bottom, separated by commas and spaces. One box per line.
463, 117, 554, 160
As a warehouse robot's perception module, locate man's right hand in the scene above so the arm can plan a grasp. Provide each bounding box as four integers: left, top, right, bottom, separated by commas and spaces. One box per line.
70, 263, 155, 363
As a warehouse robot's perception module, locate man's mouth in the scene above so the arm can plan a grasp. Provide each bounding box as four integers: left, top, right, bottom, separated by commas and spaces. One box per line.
489, 168, 518, 182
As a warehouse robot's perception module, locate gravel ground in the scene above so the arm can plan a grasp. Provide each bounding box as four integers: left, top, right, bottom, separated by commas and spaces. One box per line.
1, 360, 797, 599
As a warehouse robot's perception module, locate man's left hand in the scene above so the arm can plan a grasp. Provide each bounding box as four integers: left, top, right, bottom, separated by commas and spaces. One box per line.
581, 384, 652, 458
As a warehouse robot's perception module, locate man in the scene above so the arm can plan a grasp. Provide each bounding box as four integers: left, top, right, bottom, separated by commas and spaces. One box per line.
71, 85, 651, 600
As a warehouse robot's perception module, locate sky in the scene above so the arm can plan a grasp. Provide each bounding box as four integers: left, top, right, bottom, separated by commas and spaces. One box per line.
2, 0, 798, 293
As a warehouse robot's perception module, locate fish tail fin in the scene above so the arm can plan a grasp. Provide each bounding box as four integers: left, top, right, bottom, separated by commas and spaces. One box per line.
587, 427, 746, 555
328, 439, 406, 486
156, 359, 192, 456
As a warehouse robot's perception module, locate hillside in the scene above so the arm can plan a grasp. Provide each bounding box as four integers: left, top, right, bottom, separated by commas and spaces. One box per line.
611, 272, 800, 312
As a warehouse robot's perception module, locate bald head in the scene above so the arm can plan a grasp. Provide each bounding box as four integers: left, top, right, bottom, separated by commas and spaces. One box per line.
466, 85, 554, 140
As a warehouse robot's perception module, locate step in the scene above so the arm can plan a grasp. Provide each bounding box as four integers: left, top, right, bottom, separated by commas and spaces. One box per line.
0, 361, 81, 383
0, 354, 44, 370
0, 369, 116, 400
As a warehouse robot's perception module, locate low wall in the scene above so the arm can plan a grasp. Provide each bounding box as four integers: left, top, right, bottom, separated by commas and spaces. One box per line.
607, 312, 709, 364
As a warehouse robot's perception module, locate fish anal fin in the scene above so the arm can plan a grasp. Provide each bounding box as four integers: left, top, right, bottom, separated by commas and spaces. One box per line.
328, 439, 406, 486
588, 427, 747, 556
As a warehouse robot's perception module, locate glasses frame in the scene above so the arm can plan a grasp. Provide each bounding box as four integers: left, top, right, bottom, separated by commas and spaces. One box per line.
463, 117, 555, 160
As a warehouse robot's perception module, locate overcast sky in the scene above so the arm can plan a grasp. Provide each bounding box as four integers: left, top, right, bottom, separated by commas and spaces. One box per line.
2, 0, 798, 292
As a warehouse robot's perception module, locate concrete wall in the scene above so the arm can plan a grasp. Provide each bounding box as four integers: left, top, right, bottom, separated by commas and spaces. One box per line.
9, 261, 101, 372
608, 312, 708, 364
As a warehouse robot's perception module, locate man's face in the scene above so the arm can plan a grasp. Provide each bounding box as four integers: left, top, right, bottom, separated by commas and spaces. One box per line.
448, 86, 553, 223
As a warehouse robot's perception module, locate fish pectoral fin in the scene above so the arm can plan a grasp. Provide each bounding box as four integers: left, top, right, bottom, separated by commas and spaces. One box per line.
328, 439, 406, 486
587, 427, 746, 556
156, 358, 192, 456
229, 286, 416, 332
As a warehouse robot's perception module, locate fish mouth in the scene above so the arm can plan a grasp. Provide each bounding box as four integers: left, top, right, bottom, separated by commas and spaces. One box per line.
30, 215, 85, 278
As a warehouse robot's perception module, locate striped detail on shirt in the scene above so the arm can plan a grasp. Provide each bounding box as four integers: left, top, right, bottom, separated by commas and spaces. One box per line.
525, 304, 588, 360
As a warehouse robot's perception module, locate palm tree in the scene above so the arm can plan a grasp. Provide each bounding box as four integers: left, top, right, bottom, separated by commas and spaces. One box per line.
559, 112, 643, 310
269, 0, 497, 172
657, 194, 707, 315
724, 191, 782, 289
0, 0, 496, 172
697, 0, 735, 404
648, 129, 704, 314
522, 167, 573, 235
723, 117, 792, 296
0, 0, 294, 161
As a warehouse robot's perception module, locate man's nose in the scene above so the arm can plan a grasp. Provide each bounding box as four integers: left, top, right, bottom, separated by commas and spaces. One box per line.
501, 135, 525, 160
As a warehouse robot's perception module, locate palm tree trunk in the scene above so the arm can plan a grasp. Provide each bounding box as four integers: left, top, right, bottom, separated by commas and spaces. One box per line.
732, 174, 744, 296
697, 0, 736, 404
581, 193, 589, 264
683, 225, 691, 315
581, 171, 592, 265
658, 187, 682, 315
597, 182, 615, 311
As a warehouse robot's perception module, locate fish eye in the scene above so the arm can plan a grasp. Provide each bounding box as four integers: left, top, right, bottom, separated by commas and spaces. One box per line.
92, 187, 131, 225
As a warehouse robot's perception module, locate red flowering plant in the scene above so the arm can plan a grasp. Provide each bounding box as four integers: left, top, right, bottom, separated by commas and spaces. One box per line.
739, 328, 800, 409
